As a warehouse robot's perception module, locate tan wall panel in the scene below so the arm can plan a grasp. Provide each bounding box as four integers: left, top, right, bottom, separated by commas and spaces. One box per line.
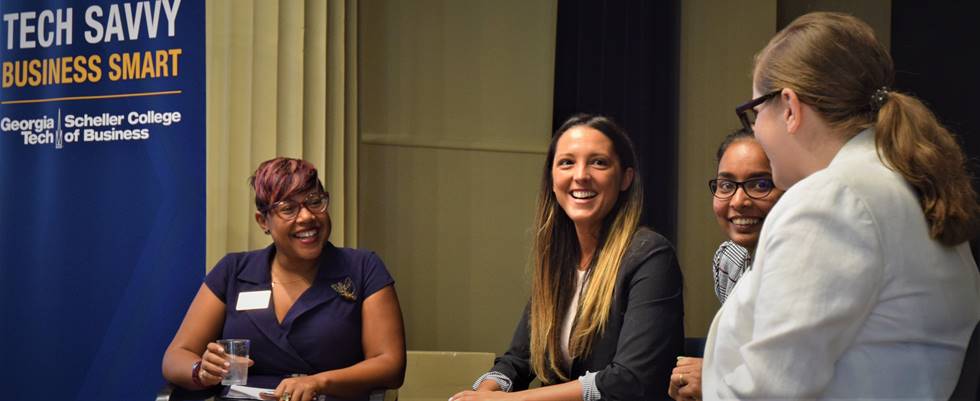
358, 0, 556, 352
360, 144, 541, 352
677, 0, 778, 337
359, 0, 555, 153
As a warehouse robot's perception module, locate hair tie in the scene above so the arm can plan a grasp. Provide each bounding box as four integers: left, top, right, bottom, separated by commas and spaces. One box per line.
871, 86, 890, 112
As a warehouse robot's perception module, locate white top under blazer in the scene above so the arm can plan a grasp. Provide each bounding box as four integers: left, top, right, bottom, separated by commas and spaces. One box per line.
703, 129, 980, 400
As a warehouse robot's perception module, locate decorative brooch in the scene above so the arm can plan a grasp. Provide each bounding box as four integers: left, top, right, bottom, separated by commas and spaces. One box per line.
331, 277, 357, 301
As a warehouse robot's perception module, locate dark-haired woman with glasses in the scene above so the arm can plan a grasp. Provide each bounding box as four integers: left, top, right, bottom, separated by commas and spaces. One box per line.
163, 157, 406, 401
668, 129, 782, 401
706, 129, 782, 304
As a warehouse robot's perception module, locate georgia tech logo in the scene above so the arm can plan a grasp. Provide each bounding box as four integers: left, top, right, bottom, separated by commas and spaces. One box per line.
1, 109, 182, 148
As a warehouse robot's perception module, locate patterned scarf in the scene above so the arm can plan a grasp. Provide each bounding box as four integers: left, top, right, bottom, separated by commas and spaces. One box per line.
712, 240, 753, 304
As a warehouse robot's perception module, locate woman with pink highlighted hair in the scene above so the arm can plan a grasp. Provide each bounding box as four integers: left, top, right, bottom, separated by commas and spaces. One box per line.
163, 157, 405, 401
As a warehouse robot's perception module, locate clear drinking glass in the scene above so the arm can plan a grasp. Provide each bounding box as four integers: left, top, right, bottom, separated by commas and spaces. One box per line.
218, 339, 250, 385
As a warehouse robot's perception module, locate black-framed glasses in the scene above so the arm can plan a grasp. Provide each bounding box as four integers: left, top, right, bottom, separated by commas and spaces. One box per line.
264, 192, 329, 220
735, 89, 781, 132
708, 178, 776, 200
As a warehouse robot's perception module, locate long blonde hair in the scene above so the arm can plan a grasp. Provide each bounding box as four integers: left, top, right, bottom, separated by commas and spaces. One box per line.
529, 114, 643, 383
755, 12, 979, 245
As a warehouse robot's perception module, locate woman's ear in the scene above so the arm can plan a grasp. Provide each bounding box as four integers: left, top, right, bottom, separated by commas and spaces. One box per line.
255, 211, 270, 234
620, 167, 635, 191
782, 88, 803, 134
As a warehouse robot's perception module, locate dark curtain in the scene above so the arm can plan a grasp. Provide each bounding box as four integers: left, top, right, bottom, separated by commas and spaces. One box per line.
891, 1, 980, 262
551, 0, 681, 244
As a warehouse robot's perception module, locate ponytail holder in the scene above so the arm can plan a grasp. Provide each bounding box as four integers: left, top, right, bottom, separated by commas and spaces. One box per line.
871, 86, 890, 112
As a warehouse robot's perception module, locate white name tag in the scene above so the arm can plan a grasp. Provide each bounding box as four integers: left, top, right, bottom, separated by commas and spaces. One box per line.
236, 290, 271, 311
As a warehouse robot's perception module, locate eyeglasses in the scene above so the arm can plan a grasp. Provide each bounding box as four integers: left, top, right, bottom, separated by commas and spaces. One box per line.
264, 192, 329, 220
708, 178, 776, 200
735, 89, 781, 133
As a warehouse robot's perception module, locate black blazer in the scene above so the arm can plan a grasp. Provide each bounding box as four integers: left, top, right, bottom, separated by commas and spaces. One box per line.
489, 227, 684, 400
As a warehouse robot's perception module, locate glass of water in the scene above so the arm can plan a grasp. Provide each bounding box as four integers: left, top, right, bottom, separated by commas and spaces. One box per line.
218, 339, 250, 385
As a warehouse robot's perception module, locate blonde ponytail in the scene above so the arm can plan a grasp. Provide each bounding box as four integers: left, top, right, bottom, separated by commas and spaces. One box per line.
874, 92, 979, 245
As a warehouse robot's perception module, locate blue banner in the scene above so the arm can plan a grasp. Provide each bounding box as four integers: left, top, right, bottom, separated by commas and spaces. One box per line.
0, 1, 204, 399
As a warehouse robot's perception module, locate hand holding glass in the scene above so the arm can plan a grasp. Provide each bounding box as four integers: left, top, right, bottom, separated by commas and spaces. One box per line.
218, 339, 250, 385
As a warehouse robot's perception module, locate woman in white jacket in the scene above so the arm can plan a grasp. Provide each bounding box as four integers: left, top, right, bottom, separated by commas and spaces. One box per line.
702, 12, 980, 400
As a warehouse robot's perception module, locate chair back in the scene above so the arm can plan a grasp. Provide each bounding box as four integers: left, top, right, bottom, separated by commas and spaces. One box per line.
398, 350, 497, 401
950, 320, 980, 401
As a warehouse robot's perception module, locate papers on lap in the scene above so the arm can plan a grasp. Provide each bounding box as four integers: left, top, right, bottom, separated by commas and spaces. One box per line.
224, 385, 274, 400
223, 384, 387, 400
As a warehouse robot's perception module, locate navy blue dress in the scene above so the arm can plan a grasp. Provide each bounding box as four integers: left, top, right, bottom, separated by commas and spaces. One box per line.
204, 242, 394, 400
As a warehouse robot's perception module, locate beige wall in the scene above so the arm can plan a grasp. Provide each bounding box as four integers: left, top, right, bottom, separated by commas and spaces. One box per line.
357, 0, 557, 353
676, 0, 778, 336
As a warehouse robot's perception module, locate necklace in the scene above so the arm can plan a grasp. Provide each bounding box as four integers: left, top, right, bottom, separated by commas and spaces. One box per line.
270, 259, 317, 288
271, 277, 309, 287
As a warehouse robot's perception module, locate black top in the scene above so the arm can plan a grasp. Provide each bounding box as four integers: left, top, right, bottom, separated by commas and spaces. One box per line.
490, 227, 684, 400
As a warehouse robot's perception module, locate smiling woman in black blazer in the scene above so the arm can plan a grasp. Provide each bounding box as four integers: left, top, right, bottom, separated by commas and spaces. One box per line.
451, 114, 684, 401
